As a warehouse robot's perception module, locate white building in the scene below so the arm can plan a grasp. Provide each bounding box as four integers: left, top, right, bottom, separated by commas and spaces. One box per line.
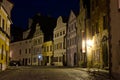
10, 23, 44, 66
31, 23, 44, 65
67, 11, 77, 67
53, 16, 66, 66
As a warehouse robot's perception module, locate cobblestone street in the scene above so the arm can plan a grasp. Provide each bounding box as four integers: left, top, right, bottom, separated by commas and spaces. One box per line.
0, 66, 111, 80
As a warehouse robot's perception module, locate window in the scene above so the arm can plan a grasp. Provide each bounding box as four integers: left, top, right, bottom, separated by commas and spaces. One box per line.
59, 57, 62, 62
34, 58, 36, 63
0, 15, 1, 27
103, 16, 107, 30
60, 32, 62, 36
57, 33, 59, 37
50, 45, 52, 51
6, 51, 8, 63
1, 45, 4, 60
96, 22, 99, 33
53, 57, 58, 62
38, 39, 40, 44
25, 49, 27, 54
29, 48, 31, 53
34, 40, 37, 45
6, 23, 7, 32
29, 58, 30, 63
63, 30, 65, 34
47, 56, 49, 63
44, 47, 46, 52
47, 46, 49, 52
2, 19, 4, 30
19, 49, 21, 55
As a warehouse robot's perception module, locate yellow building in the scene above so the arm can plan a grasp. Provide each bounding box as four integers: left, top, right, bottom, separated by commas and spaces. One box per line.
42, 41, 53, 66
0, 0, 13, 70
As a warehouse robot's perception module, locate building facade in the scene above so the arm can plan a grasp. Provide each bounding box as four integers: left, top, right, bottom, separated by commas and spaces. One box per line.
42, 41, 53, 66
110, 0, 120, 79
31, 23, 44, 65
10, 23, 44, 66
0, 0, 13, 70
67, 11, 77, 67
84, 0, 109, 69
53, 16, 66, 66
10, 39, 32, 66
77, 0, 87, 67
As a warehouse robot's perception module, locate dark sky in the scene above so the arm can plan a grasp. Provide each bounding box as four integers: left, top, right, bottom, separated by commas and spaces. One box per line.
11, 0, 80, 29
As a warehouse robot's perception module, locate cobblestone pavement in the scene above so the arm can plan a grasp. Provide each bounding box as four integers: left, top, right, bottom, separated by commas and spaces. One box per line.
0, 66, 112, 80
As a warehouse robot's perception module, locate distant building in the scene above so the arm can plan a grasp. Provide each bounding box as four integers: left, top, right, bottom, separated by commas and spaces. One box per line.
42, 41, 53, 66
0, 0, 13, 70
10, 23, 44, 66
10, 39, 32, 66
53, 16, 67, 66
66, 11, 77, 67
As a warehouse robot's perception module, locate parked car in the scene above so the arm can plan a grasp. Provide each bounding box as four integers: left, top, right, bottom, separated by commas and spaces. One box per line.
9, 60, 21, 66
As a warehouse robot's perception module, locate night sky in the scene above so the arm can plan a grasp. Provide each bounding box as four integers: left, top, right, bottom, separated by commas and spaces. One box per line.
11, 0, 80, 29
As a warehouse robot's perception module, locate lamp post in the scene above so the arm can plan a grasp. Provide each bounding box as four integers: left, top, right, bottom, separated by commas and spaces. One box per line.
38, 55, 41, 66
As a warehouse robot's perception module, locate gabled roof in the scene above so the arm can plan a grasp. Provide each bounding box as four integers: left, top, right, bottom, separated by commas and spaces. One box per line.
68, 10, 77, 23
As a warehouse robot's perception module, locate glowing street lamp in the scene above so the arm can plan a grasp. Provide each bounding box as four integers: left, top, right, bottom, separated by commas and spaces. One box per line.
38, 55, 41, 59
87, 39, 93, 48
38, 54, 42, 66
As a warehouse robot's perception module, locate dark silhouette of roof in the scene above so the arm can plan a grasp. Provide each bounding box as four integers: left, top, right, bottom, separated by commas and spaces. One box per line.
27, 14, 57, 42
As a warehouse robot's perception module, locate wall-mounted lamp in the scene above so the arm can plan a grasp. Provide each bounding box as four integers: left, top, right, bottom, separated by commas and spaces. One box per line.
87, 39, 93, 48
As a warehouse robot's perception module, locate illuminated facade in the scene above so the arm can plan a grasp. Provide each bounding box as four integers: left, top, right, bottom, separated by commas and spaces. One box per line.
10, 23, 44, 66
42, 41, 53, 66
0, 0, 13, 70
53, 16, 66, 66
87, 0, 109, 69
67, 11, 77, 67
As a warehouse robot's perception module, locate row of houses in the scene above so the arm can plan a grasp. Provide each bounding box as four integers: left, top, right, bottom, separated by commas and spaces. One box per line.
10, 0, 120, 79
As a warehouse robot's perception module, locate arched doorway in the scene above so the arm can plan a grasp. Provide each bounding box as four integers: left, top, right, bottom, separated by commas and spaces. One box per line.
74, 53, 77, 66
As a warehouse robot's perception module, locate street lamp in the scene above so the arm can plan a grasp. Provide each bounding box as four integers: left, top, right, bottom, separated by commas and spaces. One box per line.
38, 54, 42, 66
87, 39, 93, 48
